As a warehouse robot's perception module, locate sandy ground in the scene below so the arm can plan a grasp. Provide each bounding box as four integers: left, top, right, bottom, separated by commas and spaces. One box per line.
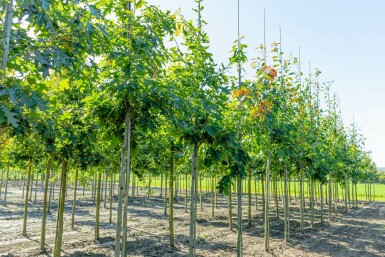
0, 183, 384, 257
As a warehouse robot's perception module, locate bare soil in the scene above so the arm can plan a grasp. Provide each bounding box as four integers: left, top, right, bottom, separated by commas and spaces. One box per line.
0, 183, 384, 257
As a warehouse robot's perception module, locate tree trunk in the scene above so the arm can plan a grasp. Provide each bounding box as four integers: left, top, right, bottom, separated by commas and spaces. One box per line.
53, 159, 68, 257
114, 112, 129, 257
236, 175, 243, 257
104, 173, 108, 208
284, 164, 289, 243
71, 169, 79, 230
328, 178, 332, 220
95, 172, 102, 240
109, 174, 113, 223
247, 168, 252, 226
264, 154, 271, 251
23, 159, 32, 236
310, 178, 315, 229
185, 173, 188, 213
169, 144, 175, 247
228, 181, 233, 231
320, 183, 324, 224
189, 142, 199, 257
164, 174, 168, 215
199, 174, 203, 211
160, 173, 163, 197
34, 173, 38, 204
48, 169, 53, 213
299, 167, 304, 234
211, 177, 214, 218
121, 113, 132, 257
41, 159, 51, 251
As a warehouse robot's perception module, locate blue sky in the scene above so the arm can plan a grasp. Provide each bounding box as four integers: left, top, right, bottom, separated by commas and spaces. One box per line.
147, 0, 385, 166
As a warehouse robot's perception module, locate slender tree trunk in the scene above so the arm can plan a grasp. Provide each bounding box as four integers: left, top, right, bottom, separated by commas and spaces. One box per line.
237, 175, 243, 257
109, 174, 113, 223
53, 159, 68, 257
95, 172, 102, 240
274, 179, 279, 218
114, 112, 129, 257
310, 178, 315, 229
262, 175, 265, 221
48, 169, 54, 213
300, 167, 304, 234
174, 173, 178, 202
160, 173, 163, 197
254, 178, 258, 211
284, 164, 289, 243
247, 168, 252, 226
199, 174, 203, 211
121, 113, 132, 257
215, 176, 218, 209
22, 175, 26, 199
40, 159, 51, 251
71, 169, 79, 230
169, 145, 175, 247
320, 183, 324, 224
23, 159, 32, 236
264, 154, 271, 251
189, 142, 199, 257
211, 177, 214, 218
328, 178, 332, 221
228, 181, 233, 231
34, 173, 38, 204
29, 174, 34, 202
164, 174, 168, 215
104, 173, 108, 208
185, 173, 188, 213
